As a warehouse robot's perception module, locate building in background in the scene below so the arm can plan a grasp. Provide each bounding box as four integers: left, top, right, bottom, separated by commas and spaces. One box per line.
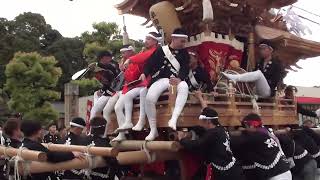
296, 86, 320, 124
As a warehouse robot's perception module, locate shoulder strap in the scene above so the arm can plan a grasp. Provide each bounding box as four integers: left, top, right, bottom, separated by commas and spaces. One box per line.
162, 45, 180, 72
188, 70, 199, 88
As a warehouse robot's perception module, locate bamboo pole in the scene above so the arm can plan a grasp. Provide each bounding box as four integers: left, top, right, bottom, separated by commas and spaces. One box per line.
117, 151, 180, 165
0, 146, 47, 161
111, 141, 181, 152
19, 157, 106, 175
42, 143, 118, 157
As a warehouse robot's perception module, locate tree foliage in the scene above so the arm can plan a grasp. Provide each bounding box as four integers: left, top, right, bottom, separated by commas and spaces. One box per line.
72, 78, 102, 97
5, 52, 62, 124
44, 37, 86, 93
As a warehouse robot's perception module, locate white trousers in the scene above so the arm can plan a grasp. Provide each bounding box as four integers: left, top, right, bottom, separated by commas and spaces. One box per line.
102, 92, 120, 136
103, 92, 120, 123
123, 87, 147, 126
269, 171, 292, 180
115, 93, 126, 129
145, 78, 189, 133
90, 91, 110, 120
226, 70, 271, 97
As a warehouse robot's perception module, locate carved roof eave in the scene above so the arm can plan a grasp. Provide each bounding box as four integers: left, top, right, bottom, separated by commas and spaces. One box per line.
256, 25, 320, 65
114, 0, 298, 17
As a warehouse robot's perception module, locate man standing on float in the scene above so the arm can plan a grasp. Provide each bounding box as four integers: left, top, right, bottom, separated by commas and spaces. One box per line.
140, 28, 190, 140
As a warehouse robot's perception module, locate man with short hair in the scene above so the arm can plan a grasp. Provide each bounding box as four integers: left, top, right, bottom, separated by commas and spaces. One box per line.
223, 41, 284, 97
43, 123, 60, 144
186, 51, 213, 93
21, 120, 76, 180
178, 92, 245, 180
140, 28, 190, 140
60, 117, 89, 179
2, 119, 23, 180
3, 119, 22, 148
90, 51, 121, 120
88, 117, 121, 180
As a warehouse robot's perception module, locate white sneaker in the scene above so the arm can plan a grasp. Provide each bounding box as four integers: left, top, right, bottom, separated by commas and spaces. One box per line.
168, 119, 177, 131
111, 133, 126, 142
132, 120, 145, 131
145, 130, 159, 141
119, 122, 133, 130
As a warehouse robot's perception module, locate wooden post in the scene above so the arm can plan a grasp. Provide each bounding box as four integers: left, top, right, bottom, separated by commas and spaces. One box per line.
247, 31, 256, 71
64, 83, 79, 127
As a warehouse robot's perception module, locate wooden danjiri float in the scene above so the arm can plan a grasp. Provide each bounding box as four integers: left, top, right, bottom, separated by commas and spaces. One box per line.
112, 0, 320, 177
111, 0, 320, 131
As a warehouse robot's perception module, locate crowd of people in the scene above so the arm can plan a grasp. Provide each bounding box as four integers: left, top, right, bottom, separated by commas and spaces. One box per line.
1, 27, 320, 180
1, 108, 320, 180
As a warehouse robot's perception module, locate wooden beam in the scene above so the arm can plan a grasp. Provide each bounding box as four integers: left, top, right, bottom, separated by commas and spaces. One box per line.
42, 143, 118, 157
0, 146, 47, 161
111, 141, 181, 152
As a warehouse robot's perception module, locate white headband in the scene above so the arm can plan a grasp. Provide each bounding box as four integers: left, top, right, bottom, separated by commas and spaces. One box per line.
70, 122, 85, 129
259, 44, 273, 50
146, 34, 162, 41
171, 34, 188, 38
199, 115, 219, 120
120, 45, 135, 52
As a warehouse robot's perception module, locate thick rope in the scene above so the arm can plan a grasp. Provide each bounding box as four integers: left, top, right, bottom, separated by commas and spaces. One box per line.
142, 141, 156, 163
83, 144, 95, 180
13, 147, 30, 180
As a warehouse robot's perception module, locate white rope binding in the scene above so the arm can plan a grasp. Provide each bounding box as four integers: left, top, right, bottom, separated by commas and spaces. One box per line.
84, 144, 95, 180
142, 141, 156, 163
13, 147, 30, 180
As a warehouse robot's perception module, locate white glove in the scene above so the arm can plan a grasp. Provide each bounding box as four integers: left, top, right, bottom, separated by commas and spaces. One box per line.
316, 108, 320, 118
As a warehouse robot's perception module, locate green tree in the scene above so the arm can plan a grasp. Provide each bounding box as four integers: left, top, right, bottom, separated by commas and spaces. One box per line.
0, 13, 62, 89
72, 78, 102, 97
5, 52, 62, 124
0, 88, 10, 124
44, 37, 86, 94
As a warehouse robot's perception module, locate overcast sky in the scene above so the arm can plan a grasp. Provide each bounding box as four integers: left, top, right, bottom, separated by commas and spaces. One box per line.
0, 0, 320, 87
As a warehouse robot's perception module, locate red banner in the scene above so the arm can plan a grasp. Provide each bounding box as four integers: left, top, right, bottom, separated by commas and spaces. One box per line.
86, 100, 93, 133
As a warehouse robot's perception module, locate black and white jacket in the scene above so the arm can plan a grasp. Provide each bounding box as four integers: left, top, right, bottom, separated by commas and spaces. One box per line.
180, 127, 244, 179
59, 132, 91, 179
232, 129, 290, 179
97, 61, 121, 96
293, 130, 320, 168
22, 138, 74, 180
87, 135, 119, 180
255, 58, 283, 96
186, 66, 213, 92
277, 133, 313, 175
143, 46, 190, 85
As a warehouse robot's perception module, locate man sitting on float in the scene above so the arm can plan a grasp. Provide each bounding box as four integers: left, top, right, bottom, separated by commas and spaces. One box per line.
186, 51, 213, 93
222, 40, 283, 98
139, 28, 190, 140
112, 32, 161, 141
90, 51, 121, 120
